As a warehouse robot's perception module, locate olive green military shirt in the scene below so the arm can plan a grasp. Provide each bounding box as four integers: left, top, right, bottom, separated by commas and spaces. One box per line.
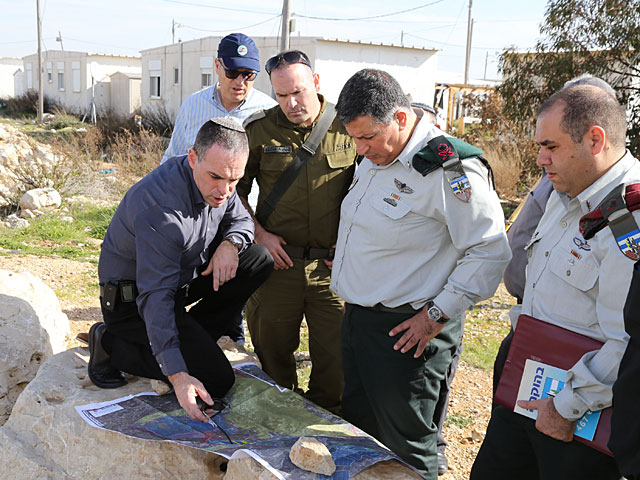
238, 95, 357, 249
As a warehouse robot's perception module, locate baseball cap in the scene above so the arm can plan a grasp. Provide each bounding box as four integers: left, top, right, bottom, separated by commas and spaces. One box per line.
217, 33, 260, 72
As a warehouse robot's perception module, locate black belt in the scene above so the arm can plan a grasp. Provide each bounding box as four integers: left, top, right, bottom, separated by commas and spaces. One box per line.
282, 244, 335, 260
360, 303, 420, 314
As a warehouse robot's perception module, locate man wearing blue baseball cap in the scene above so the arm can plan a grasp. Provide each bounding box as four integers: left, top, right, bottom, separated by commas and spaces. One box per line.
162, 33, 276, 165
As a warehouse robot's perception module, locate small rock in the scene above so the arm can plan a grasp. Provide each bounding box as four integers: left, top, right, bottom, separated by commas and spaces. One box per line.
471, 429, 484, 442
289, 437, 336, 476
60, 216, 74, 223
6, 214, 29, 229
150, 379, 172, 396
18, 188, 61, 211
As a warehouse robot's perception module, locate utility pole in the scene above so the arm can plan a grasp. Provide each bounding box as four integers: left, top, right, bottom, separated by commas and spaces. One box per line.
483, 51, 488, 80
36, 0, 44, 123
280, 0, 291, 52
172, 19, 183, 44
464, 0, 473, 85
56, 30, 64, 50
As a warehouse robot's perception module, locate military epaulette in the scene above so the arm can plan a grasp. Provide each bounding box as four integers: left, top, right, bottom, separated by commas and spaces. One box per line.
412, 135, 485, 203
579, 183, 640, 260
242, 109, 267, 128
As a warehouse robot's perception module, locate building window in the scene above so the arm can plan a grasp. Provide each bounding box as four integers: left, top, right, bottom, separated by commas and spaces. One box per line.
201, 73, 212, 88
174, 67, 179, 85
150, 74, 161, 98
58, 72, 64, 91
46, 62, 52, 83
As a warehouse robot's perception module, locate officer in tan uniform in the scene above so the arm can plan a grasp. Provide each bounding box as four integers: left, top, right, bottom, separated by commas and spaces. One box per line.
237, 50, 356, 413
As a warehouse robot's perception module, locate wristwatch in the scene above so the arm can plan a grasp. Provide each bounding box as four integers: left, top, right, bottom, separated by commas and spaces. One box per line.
223, 235, 242, 252
426, 301, 449, 324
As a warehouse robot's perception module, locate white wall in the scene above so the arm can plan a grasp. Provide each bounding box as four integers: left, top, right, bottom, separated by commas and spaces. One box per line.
0, 58, 23, 98
140, 36, 438, 122
21, 51, 140, 116
314, 41, 438, 105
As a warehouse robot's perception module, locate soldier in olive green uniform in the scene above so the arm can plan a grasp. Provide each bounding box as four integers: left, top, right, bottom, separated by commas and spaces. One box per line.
237, 51, 356, 413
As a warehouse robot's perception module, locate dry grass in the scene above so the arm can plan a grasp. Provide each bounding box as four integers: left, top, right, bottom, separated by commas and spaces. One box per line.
477, 140, 526, 201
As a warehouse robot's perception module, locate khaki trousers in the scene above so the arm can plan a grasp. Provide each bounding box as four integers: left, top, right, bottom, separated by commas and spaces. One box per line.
246, 258, 344, 414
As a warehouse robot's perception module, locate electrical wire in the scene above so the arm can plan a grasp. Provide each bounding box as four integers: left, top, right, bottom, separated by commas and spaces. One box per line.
295, 0, 445, 21
160, 0, 277, 15
179, 14, 281, 34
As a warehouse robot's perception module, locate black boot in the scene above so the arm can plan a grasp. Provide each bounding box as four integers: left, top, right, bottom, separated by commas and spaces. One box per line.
88, 322, 127, 388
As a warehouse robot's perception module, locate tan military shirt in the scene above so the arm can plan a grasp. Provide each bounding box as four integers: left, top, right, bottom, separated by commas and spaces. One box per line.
238, 95, 356, 249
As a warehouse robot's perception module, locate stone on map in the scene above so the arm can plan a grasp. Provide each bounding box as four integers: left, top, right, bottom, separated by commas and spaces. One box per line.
289, 436, 336, 476
0, 270, 69, 426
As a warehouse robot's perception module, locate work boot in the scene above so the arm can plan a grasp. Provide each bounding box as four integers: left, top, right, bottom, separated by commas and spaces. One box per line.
88, 322, 127, 389
437, 451, 448, 476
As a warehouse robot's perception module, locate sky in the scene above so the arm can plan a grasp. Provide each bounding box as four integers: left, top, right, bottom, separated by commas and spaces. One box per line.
1, 0, 549, 81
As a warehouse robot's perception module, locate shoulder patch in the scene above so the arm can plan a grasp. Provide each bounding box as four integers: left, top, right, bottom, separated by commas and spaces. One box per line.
242, 109, 267, 128
580, 182, 640, 260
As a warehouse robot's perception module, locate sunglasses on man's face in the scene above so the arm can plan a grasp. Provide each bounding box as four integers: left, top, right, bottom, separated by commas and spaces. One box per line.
265, 51, 311, 76
220, 65, 257, 82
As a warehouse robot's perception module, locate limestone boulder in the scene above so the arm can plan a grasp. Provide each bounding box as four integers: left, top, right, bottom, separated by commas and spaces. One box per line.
18, 187, 62, 211
0, 349, 228, 479
0, 270, 70, 425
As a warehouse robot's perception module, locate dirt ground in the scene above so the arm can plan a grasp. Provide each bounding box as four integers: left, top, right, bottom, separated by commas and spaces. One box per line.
0, 252, 505, 479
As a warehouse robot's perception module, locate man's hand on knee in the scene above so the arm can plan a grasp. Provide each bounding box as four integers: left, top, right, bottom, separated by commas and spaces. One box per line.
168, 371, 213, 422
202, 240, 239, 291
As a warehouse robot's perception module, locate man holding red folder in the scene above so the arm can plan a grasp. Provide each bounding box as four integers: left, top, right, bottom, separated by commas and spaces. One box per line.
471, 85, 638, 479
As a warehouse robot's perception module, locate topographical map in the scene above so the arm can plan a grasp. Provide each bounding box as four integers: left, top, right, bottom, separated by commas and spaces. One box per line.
76, 363, 407, 479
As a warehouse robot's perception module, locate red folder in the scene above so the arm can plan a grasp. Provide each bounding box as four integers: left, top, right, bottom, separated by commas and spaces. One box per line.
494, 314, 613, 456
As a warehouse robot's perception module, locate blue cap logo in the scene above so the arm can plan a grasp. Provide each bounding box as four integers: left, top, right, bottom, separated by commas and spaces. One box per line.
237, 45, 248, 56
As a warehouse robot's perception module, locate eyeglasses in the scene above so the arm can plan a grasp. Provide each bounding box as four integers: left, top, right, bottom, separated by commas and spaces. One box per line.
218, 61, 257, 82
265, 50, 311, 76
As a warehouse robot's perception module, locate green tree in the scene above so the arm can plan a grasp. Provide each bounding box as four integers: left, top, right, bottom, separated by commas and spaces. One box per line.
498, 0, 640, 155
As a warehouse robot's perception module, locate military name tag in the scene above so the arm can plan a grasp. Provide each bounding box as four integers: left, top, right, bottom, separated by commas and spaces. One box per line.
264, 145, 293, 154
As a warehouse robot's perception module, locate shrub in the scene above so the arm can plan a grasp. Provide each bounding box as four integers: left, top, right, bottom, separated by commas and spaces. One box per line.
0, 90, 60, 117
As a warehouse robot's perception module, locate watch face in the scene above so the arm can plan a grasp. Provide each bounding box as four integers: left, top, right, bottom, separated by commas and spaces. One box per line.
428, 305, 442, 321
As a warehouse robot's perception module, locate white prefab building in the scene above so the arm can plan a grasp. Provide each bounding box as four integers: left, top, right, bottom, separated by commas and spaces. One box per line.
21, 51, 141, 117
0, 58, 23, 98
140, 36, 438, 121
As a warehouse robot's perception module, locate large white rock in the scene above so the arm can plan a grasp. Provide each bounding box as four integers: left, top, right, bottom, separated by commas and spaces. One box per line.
0, 345, 420, 480
19, 187, 62, 211
0, 270, 69, 425
0, 349, 227, 479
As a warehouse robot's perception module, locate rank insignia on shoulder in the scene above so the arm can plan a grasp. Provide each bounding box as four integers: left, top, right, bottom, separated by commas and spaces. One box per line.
579, 182, 640, 260
617, 229, 640, 261
264, 145, 293, 154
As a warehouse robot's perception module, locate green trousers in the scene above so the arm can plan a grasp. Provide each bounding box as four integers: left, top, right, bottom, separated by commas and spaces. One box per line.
246, 259, 344, 413
342, 303, 462, 479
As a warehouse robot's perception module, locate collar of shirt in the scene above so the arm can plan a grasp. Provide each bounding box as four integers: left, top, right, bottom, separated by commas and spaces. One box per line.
212, 82, 250, 113
556, 150, 636, 214
177, 154, 207, 209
